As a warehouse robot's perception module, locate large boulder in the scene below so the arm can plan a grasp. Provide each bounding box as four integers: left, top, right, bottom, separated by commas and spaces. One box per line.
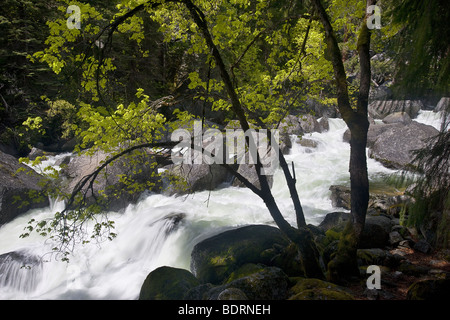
277, 114, 322, 136
369, 85, 393, 102
345, 120, 440, 170
343, 122, 398, 148
205, 266, 291, 300
304, 98, 339, 118
169, 125, 277, 192
318, 212, 351, 232
190, 225, 290, 284
139, 266, 200, 300
368, 100, 424, 119
329, 184, 412, 217
434, 97, 449, 113
60, 149, 161, 212
359, 215, 392, 248
382, 112, 412, 125
231, 163, 274, 189
230, 131, 278, 189
163, 163, 231, 195
329, 185, 351, 210
318, 212, 393, 249
278, 115, 303, 136
407, 279, 450, 300
368, 121, 439, 170
298, 114, 322, 133
0, 151, 49, 225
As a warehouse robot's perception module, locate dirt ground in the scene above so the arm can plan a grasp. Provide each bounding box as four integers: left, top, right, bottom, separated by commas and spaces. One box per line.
347, 247, 450, 300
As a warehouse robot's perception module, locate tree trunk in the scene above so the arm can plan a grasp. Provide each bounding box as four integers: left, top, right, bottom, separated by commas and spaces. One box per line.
310, 0, 374, 282
349, 116, 370, 238
183, 0, 323, 278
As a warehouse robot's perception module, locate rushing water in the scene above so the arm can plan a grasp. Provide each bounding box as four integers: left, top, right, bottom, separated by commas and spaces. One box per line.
0, 112, 444, 299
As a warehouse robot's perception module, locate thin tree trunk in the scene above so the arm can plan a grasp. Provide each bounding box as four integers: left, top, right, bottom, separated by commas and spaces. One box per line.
183, 0, 323, 277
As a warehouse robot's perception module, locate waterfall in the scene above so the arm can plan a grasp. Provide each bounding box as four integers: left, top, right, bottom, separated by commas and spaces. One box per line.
0, 117, 400, 299
0, 251, 43, 293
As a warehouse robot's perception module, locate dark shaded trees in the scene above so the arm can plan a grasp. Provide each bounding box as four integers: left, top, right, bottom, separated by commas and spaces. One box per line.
0, 0, 62, 156
385, 0, 450, 101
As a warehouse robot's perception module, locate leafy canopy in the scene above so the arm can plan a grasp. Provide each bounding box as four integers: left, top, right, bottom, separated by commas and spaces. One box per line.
23, 0, 373, 257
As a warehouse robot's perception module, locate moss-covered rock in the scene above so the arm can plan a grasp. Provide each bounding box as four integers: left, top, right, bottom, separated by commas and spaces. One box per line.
289, 288, 355, 300
357, 248, 388, 266
269, 242, 304, 277
207, 266, 290, 300
406, 279, 450, 300
190, 225, 290, 284
225, 263, 266, 283
217, 288, 249, 300
326, 222, 360, 283
139, 266, 200, 300
397, 261, 431, 277
318, 212, 392, 249
288, 278, 355, 300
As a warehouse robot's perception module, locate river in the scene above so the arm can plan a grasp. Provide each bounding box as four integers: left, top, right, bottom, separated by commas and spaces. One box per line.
0, 111, 444, 299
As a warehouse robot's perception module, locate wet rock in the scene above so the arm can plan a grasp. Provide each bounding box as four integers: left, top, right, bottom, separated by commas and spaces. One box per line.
139, 266, 200, 300
278, 115, 303, 136
0, 150, 49, 225
296, 138, 319, 148
318, 117, 330, 132
298, 114, 322, 133
368, 121, 439, 170
279, 131, 292, 155
61, 149, 161, 212
382, 112, 412, 125
434, 97, 449, 113
318, 212, 351, 232
190, 225, 289, 284
164, 163, 231, 195
329, 185, 351, 210
343, 122, 398, 147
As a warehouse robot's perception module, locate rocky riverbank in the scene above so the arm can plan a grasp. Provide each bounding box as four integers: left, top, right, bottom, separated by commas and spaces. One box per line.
138, 97, 450, 300
1, 97, 448, 299
139, 212, 450, 300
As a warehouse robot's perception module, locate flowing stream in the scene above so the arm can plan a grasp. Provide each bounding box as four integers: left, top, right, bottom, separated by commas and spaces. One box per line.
0, 112, 444, 299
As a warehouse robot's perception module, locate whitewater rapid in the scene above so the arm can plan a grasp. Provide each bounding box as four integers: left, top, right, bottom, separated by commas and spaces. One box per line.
0, 112, 444, 299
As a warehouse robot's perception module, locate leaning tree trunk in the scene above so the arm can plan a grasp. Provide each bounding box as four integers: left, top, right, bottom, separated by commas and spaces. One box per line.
311, 0, 374, 282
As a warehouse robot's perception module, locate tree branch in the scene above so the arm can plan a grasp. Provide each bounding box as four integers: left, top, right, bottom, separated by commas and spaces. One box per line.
65, 141, 177, 211
309, 0, 354, 122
